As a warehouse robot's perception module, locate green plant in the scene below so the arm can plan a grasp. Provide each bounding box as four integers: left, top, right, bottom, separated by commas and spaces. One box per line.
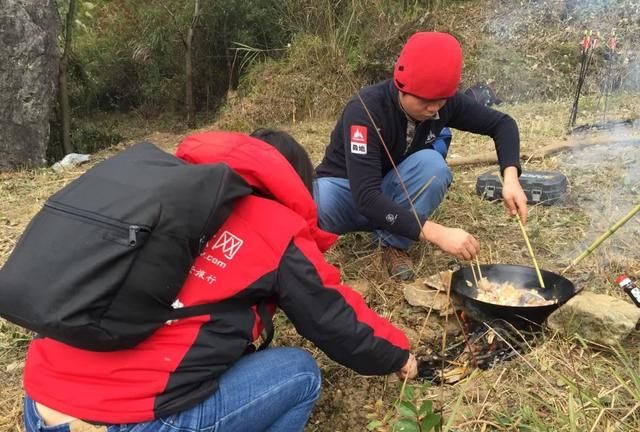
366, 383, 442, 432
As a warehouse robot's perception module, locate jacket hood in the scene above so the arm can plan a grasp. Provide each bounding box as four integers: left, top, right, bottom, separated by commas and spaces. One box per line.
176, 131, 337, 252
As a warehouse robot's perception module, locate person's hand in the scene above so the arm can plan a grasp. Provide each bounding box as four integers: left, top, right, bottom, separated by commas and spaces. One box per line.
420, 221, 480, 260
501, 166, 528, 224
396, 353, 418, 380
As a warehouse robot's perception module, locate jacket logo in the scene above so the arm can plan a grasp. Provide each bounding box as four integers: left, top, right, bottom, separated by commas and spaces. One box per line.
212, 231, 243, 260
350, 125, 367, 155
425, 130, 436, 144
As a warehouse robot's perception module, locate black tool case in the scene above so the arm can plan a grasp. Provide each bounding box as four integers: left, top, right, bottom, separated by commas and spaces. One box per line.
476, 170, 568, 205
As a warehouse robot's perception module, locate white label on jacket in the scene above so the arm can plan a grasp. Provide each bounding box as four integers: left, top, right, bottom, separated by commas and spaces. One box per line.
213, 231, 243, 260
350, 125, 367, 154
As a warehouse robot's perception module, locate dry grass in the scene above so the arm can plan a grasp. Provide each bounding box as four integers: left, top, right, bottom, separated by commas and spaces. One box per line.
286, 94, 640, 431
1, 94, 639, 431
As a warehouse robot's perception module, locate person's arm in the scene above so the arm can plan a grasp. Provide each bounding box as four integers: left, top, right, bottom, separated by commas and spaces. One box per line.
341, 102, 424, 239
274, 226, 412, 376
446, 93, 528, 223
446, 92, 520, 173
501, 166, 528, 224
419, 220, 480, 261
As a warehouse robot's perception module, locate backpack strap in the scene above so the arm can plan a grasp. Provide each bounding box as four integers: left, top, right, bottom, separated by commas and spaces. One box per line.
167, 299, 250, 319
167, 298, 275, 350
468, 86, 481, 103
256, 300, 274, 350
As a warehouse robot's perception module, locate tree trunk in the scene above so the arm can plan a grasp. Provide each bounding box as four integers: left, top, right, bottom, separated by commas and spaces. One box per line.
0, 0, 59, 170
184, 0, 200, 128
59, 0, 77, 155
185, 28, 194, 127
59, 61, 72, 155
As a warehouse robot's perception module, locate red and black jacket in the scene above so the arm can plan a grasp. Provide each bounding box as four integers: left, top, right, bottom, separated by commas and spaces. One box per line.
24, 132, 410, 424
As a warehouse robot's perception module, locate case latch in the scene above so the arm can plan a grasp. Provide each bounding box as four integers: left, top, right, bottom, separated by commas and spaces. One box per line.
531, 189, 542, 202
484, 185, 495, 199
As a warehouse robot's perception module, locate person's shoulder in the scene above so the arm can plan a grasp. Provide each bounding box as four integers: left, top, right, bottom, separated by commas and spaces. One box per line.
448, 91, 470, 106
344, 79, 394, 116
358, 79, 393, 99
236, 196, 309, 232
221, 196, 309, 261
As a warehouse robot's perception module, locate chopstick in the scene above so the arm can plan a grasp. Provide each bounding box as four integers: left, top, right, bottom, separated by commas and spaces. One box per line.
497, 176, 546, 289
515, 213, 546, 288
475, 256, 484, 280
469, 260, 479, 287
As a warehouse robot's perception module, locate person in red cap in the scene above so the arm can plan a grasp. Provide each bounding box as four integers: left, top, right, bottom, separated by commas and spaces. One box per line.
315, 31, 528, 281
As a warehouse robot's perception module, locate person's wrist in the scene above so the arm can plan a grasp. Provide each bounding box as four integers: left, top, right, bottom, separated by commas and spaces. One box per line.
503, 166, 519, 182
502, 166, 519, 184
420, 221, 444, 243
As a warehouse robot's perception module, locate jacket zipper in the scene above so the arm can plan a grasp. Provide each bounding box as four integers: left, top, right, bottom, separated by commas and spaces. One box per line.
44, 201, 151, 247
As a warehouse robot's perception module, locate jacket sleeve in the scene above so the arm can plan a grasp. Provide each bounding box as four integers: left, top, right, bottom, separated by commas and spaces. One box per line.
342, 101, 423, 240
446, 92, 521, 174
273, 226, 410, 376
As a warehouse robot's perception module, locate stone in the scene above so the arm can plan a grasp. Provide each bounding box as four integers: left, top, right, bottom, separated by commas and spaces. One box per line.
0, 0, 59, 171
547, 292, 640, 346
52, 153, 91, 172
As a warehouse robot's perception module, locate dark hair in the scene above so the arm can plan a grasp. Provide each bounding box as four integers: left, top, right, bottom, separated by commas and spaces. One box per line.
250, 128, 315, 195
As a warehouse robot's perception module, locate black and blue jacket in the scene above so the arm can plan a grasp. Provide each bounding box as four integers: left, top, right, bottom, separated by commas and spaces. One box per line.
316, 79, 521, 240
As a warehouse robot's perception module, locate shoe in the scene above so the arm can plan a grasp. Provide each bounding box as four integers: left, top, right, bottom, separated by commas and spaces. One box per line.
381, 246, 415, 281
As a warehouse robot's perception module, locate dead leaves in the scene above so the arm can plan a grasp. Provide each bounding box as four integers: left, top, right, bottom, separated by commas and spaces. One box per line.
402, 270, 455, 316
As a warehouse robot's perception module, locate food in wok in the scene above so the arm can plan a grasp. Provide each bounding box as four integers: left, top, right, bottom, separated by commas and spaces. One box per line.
466, 277, 557, 307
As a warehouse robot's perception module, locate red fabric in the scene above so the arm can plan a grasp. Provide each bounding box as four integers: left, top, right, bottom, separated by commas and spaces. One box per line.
176, 131, 337, 252
24, 132, 408, 423
25, 315, 209, 422
393, 32, 462, 100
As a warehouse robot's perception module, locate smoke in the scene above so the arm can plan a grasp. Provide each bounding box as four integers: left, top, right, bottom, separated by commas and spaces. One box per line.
621, 55, 640, 91
558, 123, 640, 263
476, 0, 640, 102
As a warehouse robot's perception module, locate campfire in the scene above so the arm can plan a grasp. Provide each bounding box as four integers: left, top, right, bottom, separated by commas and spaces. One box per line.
417, 312, 542, 384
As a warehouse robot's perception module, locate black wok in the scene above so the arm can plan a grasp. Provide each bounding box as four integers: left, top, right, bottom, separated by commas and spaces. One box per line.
451, 264, 580, 327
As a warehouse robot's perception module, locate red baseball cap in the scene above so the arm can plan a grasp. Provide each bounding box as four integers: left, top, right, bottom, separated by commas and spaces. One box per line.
394, 32, 463, 100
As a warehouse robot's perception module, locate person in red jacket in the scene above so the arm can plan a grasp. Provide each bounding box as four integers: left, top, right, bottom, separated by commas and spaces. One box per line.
23, 129, 417, 432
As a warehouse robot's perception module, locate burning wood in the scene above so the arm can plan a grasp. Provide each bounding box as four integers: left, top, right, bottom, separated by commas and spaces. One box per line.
417, 316, 541, 384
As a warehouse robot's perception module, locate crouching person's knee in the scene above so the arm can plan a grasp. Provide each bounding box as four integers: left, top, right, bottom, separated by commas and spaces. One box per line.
411, 149, 453, 189
280, 347, 322, 402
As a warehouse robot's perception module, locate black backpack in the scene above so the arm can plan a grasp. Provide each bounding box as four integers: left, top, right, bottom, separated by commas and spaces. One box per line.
464, 83, 502, 107
0, 142, 252, 351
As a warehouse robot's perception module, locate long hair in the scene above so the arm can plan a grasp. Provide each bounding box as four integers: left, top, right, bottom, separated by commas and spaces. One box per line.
250, 128, 315, 195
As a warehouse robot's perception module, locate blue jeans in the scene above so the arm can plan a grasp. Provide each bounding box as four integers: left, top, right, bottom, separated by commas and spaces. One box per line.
24, 347, 321, 432
315, 146, 452, 251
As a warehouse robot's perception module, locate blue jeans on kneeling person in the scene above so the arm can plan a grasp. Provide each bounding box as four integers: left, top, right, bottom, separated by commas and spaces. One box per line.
314, 133, 453, 250
24, 347, 321, 432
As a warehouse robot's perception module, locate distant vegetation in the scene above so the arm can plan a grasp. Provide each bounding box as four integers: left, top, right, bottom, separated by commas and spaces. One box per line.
52, 0, 640, 156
